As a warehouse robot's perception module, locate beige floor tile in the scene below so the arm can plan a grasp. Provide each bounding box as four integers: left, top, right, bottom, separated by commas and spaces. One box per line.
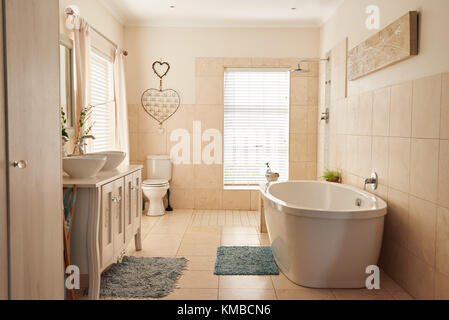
150, 221, 189, 235
390, 290, 414, 300
221, 234, 260, 246
219, 276, 273, 289
276, 289, 335, 300
180, 256, 217, 271
271, 273, 303, 290
138, 234, 183, 256
177, 271, 219, 289
259, 234, 271, 246
222, 226, 258, 234
161, 289, 218, 300
181, 232, 221, 245
332, 289, 395, 300
186, 226, 222, 235
219, 289, 277, 300
178, 242, 220, 256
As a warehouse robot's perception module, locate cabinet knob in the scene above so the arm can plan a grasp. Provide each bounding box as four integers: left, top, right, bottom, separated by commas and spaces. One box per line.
12, 160, 28, 169
112, 196, 122, 203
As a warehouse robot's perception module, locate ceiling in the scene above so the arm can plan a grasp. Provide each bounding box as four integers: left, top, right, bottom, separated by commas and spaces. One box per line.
99, 0, 343, 28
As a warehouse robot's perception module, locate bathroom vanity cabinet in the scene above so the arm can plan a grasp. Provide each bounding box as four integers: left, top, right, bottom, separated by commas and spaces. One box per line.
64, 165, 143, 300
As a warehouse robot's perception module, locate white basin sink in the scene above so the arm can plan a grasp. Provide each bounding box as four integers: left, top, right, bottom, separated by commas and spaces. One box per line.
63, 156, 107, 179
87, 151, 126, 171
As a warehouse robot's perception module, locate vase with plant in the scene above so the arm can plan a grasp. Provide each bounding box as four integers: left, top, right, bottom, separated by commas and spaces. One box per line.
72, 104, 95, 155
321, 170, 342, 183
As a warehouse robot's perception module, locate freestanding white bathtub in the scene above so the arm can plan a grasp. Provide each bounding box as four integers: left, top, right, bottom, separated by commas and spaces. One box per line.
261, 181, 387, 289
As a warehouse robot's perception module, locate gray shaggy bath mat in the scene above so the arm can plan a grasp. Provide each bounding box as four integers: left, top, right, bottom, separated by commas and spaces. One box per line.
214, 246, 279, 275
100, 256, 188, 298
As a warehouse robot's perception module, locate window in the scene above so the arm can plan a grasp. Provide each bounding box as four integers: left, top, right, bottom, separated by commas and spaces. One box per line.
224, 69, 290, 187
90, 50, 115, 152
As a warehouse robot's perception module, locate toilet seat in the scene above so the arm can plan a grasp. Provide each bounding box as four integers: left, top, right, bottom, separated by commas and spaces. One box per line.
142, 179, 170, 188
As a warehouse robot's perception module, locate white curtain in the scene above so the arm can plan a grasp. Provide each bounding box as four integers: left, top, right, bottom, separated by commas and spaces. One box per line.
71, 18, 91, 153
114, 50, 130, 165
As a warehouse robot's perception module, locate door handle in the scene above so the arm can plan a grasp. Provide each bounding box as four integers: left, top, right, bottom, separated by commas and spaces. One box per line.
12, 160, 28, 169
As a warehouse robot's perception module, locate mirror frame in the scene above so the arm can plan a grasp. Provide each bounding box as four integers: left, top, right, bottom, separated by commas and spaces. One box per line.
59, 33, 75, 137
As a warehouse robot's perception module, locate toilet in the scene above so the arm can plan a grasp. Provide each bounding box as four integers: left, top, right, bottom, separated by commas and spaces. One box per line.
142, 155, 172, 216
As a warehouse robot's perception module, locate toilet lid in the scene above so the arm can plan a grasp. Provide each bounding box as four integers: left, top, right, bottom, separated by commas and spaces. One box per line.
143, 179, 169, 187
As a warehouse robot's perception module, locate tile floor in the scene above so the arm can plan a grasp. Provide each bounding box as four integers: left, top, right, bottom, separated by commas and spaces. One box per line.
119, 209, 414, 300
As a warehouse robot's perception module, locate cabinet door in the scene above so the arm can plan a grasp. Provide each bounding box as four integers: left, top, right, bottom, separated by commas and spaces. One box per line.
132, 171, 142, 233
113, 178, 125, 257
100, 182, 115, 269
124, 174, 134, 244
5, 0, 63, 299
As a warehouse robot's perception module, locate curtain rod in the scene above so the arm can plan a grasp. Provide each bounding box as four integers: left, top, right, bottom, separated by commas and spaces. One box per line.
65, 8, 128, 57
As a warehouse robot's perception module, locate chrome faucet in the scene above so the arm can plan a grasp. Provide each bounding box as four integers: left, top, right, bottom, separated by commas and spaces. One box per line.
364, 172, 378, 191
77, 135, 95, 155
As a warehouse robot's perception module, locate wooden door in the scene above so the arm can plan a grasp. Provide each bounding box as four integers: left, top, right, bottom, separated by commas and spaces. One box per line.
113, 178, 125, 257
132, 171, 142, 233
124, 174, 134, 243
0, 0, 8, 300
4, 0, 63, 299
100, 182, 115, 270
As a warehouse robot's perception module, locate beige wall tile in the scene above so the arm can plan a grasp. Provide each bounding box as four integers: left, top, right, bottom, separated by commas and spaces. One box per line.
357, 91, 373, 136
385, 188, 409, 248
306, 162, 317, 180
138, 104, 167, 134
405, 252, 435, 300
390, 81, 412, 137
290, 162, 307, 180
195, 105, 224, 132
372, 137, 389, 185
138, 132, 168, 160
372, 87, 391, 136
171, 164, 194, 189
250, 58, 279, 68
223, 58, 251, 68
408, 196, 437, 267
128, 104, 138, 133
357, 135, 372, 177
441, 73, 449, 139
290, 106, 308, 134
388, 137, 411, 193
307, 134, 317, 162
346, 135, 359, 175
346, 95, 359, 135
195, 58, 224, 76
166, 104, 195, 133
436, 206, 449, 277
222, 190, 251, 210
412, 74, 441, 139
307, 106, 318, 134
379, 241, 408, 288
291, 77, 318, 106
194, 189, 222, 209
435, 272, 449, 300
290, 134, 308, 162
438, 140, 449, 208
410, 139, 439, 203
250, 191, 260, 211
196, 77, 223, 105
194, 164, 223, 189
169, 188, 195, 209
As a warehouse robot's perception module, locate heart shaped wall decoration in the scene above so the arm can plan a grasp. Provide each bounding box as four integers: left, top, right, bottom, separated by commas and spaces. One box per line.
141, 88, 180, 126
141, 60, 181, 131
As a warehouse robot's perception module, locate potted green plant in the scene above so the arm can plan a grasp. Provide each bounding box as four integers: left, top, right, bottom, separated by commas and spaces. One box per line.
321, 170, 342, 183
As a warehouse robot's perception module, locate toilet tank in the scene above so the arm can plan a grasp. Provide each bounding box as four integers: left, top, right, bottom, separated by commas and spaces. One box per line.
146, 155, 172, 181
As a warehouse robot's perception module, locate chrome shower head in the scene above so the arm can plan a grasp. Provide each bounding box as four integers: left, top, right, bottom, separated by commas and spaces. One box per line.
290, 64, 311, 74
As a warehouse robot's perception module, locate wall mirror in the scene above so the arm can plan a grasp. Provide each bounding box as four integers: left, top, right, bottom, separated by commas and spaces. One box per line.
59, 34, 75, 133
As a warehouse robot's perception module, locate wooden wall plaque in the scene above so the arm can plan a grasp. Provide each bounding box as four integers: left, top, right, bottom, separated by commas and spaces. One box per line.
348, 11, 419, 81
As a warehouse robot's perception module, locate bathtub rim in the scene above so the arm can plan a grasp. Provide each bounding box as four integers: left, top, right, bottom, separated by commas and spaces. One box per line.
261, 180, 387, 220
